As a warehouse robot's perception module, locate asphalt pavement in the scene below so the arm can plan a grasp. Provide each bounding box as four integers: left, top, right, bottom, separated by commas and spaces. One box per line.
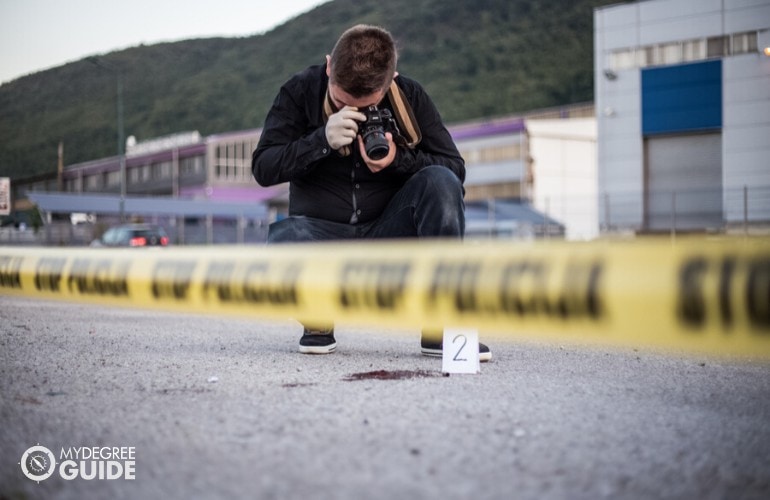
1, 295, 769, 500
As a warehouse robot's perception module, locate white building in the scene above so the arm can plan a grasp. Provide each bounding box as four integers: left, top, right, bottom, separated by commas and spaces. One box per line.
528, 117, 598, 240
595, 0, 770, 233
452, 105, 596, 240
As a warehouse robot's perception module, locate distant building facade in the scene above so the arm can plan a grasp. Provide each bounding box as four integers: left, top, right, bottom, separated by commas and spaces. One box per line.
528, 117, 598, 240
27, 104, 593, 241
595, 0, 770, 233
8, 103, 597, 243
61, 129, 286, 209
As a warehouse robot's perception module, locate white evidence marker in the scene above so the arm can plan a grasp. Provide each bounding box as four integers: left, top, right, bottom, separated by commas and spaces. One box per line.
442, 328, 480, 374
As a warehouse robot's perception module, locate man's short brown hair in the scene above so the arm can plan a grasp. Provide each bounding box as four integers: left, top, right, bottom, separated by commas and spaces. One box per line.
329, 25, 397, 98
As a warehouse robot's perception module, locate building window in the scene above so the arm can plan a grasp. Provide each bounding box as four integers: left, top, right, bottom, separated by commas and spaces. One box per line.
610, 48, 637, 70
127, 167, 140, 185
707, 36, 729, 57
661, 42, 682, 65
140, 165, 151, 182
180, 156, 204, 176
648, 46, 664, 66
105, 170, 121, 187
85, 174, 101, 191
460, 149, 480, 163
682, 39, 705, 62
459, 143, 521, 164
214, 140, 253, 182
483, 144, 521, 163
640, 47, 654, 67
151, 161, 171, 180
732, 32, 757, 54
608, 31, 758, 72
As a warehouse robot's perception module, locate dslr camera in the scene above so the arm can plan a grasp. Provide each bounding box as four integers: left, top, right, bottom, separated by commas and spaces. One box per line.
359, 105, 398, 160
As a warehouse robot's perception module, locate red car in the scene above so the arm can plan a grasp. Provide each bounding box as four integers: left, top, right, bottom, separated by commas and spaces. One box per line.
91, 224, 169, 247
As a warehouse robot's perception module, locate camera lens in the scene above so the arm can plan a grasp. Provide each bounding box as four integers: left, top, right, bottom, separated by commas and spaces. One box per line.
363, 129, 389, 160
360, 106, 390, 160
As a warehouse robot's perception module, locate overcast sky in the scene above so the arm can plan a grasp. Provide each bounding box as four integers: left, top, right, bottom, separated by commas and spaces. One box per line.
0, 0, 330, 84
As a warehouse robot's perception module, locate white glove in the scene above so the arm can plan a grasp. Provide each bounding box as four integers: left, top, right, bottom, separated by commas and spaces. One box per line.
325, 106, 366, 151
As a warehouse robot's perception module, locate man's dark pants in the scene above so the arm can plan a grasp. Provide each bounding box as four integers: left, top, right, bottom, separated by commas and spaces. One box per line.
267, 166, 465, 243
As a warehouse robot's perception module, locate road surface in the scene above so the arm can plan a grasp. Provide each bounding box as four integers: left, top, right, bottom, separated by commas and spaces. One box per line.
1, 296, 769, 499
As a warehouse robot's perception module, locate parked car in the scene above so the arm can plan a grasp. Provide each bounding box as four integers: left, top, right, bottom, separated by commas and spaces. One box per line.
91, 224, 169, 247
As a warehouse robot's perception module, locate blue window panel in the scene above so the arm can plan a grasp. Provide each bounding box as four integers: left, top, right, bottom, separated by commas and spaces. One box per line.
642, 60, 722, 135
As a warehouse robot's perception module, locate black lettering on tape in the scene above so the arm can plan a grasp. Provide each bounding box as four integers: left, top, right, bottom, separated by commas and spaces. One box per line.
430, 259, 603, 321
678, 256, 770, 332
152, 261, 196, 300
203, 262, 235, 301
555, 261, 603, 320
427, 262, 482, 313
339, 262, 411, 310
67, 258, 129, 296
719, 257, 736, 327
499, 262, 549, 316
747, 258, 770, 330
202, 261, 301, 305
678, 258, 708, 327
34, 258, 66, 292
586, 262, 602, 318
242, 262, 300, 305
0, 256, 22, 289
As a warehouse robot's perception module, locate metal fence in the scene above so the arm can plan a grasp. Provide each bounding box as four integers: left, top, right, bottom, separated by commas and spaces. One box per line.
600, 185, 770, 236
0, 215, 270, 247
502, 185, 770, 241
2, 185, 768, 246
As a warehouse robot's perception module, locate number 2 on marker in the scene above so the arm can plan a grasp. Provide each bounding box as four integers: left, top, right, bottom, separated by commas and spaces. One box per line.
452, 334, 468, 361
442, 328, 479, 374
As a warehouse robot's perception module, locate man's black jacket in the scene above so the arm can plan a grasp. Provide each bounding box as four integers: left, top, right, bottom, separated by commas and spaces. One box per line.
252, 63, 465, 225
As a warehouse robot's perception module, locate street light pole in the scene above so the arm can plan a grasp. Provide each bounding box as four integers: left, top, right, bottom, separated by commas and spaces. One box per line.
116, 73, 126, 222
88, 57, 126, 222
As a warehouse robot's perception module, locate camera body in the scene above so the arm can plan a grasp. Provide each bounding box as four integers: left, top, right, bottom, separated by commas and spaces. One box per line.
359, 105, 398, 160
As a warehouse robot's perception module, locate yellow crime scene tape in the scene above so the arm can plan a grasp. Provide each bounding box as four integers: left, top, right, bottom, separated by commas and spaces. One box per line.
0, 237, 768, 359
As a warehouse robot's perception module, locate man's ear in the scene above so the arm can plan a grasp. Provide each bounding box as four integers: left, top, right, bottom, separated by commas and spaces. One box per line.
325, 55, 331, 77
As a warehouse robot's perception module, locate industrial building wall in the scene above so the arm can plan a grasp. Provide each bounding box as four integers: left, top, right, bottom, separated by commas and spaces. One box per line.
595, 0, 770, 233
723, 53, 770, 223
595, 2, 645, 230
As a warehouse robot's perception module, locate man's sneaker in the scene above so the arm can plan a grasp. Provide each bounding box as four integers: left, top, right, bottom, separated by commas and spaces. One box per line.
420, 334, 492, 362
299, 327, 336, 354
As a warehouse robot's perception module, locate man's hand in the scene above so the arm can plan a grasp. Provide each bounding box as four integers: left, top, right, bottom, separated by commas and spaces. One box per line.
325, 106, 366, 151
358, 132, 396, 173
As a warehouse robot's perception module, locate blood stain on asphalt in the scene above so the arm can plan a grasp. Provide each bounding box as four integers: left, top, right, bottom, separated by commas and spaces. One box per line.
342, 370, 443, 381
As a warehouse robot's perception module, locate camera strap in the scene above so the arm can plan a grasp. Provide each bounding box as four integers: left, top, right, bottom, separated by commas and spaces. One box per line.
323, 80, 422, 157
387, 81, 421, 150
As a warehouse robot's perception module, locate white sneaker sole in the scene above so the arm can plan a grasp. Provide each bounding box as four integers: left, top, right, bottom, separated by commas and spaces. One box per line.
420, 347, 443, 358
421, 347, 492, 362
298, 343, 337, 354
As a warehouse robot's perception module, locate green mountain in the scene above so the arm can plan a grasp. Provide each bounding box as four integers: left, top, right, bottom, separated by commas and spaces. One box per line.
0, 0, 618, 181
